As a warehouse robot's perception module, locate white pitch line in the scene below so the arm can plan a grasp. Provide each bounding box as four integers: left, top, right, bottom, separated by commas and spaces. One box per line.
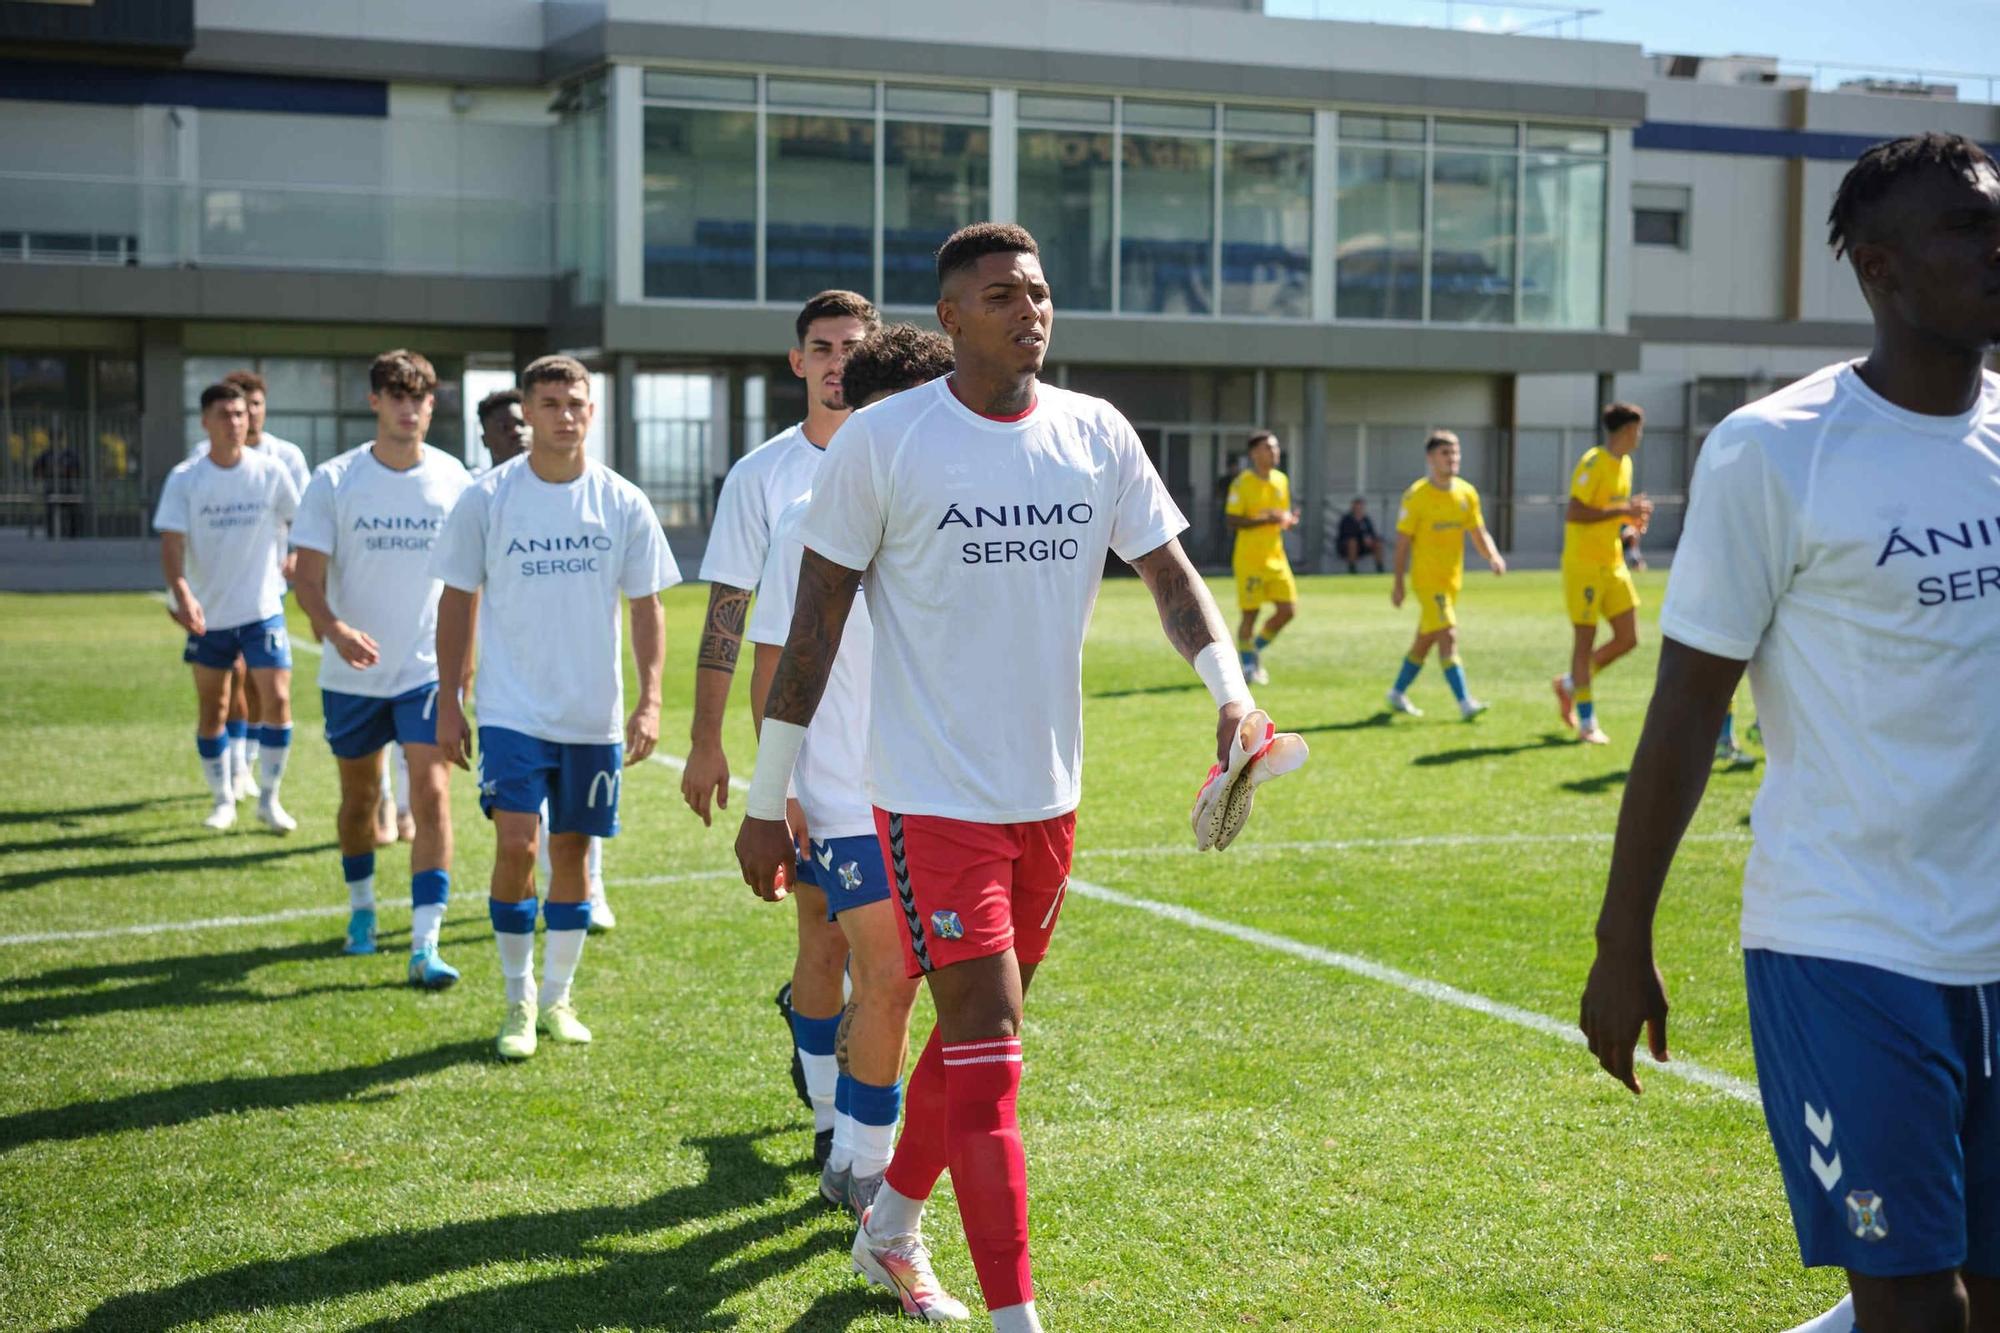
0, 871, 736, 948
1068, 877, 1763, 1109
1080, 830, 1751, 859
648, 751, 750, 792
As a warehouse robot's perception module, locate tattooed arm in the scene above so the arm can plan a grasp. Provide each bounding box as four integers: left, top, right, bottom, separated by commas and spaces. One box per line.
681, 581, 752, 826
1130, 536, 1251, 763
763, 549, 863, 725
734, 548, 863, 900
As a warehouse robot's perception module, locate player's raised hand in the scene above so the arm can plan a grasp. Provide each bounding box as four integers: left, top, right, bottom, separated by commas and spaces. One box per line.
624, 698, 659, 765
735, 815, 794, 902
328, 623, 380, 669
1579, 943, 1670, 1095
680, 740, 730, 826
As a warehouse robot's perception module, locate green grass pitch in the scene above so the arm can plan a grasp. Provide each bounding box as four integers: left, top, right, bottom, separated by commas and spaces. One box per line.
0, 573, 1841, 1330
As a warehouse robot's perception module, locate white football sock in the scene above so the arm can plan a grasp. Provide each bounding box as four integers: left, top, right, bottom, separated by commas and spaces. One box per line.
244, 733, 260, 775
586, 835, 603, 886
866, 1181, 925, 1239
850, 1116, 897, 1179
348, 876, 376, 910
991, 1302, 1042, 1333
540, 927, 586, 1008
392, 744, 411, 816
536, 802, 552, 887
801, 1052, 838, 1132
257, 728, 290, 801
199, 743, 231, 804
410, 904, 445, 953
496, 930, 535, 1004
829, 1109, 856, 1173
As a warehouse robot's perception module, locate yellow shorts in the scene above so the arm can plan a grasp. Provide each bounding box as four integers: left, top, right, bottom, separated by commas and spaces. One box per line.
1414, 585, 1457, 635
1564, 562, 1639, 626
1236, 565, 1298, 611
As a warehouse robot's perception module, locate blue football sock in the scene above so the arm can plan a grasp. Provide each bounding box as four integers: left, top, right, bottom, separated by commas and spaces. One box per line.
1719, 711, 1736, 747
1442, 661, 1469, 703
1578, 700, 1596, 728
343, 852, 376, 910
1253, 634, 1271, 652
1393, 656, 1423, 693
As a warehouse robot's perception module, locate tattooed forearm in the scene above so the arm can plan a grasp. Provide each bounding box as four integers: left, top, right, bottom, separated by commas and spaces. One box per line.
765, 549, 863, 727
696, 584, 751, 675
1132, 539, 1230, 663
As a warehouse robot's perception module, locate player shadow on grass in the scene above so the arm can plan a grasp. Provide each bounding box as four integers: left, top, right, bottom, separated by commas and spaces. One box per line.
1090, 680, 1205, 699
0, 927, 475, 1033
1410, 734, 1570, 766
0, 827, 238, 858
1292, 712, 1394, 733
1559, 768, 1629, 795
0, 1038, 492, 1156
0, 839, 338, 894
0, 795, 203, 827
64, 1128, 881, 1333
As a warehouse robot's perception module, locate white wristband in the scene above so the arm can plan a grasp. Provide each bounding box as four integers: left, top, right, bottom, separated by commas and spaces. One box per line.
1193, 641, 1254, 710
745, 719, 807, 821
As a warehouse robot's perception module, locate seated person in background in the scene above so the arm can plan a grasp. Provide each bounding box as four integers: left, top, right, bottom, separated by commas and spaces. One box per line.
1336, 497, 1385, 573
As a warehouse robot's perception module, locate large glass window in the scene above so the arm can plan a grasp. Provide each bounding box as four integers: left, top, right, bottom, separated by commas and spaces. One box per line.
1428, 145, 1515, 324
1017, 128, 1113, 311
1521, 154, 1605, 328
1121, 132, 1213, 315
883, 121, 990, 306
766, 114, 875, 302
1222, 140, 1310, 318
1336, 145, 1424, 320
643, 106, 757, 301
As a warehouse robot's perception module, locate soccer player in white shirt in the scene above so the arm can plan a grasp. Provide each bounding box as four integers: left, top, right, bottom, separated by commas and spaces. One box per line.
745, 324, 957, 1230
681, 290, 879, 1157
155, 382, 302, 832
736, 225, 1284, 1332
290, 350, 473, 984
1581, 134, 2000, 1333
212, 369, 312, 803
432, 356, 680, 1060
476, 385, 618, 924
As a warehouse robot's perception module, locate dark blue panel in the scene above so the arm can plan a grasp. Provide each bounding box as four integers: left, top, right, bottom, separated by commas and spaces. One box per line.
1637, 120, 2000, 163
0, 59, 386, 117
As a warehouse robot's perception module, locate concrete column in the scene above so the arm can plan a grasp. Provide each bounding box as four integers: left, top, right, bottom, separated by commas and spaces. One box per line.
613, 353, 638, 480
138, 318, 185, 515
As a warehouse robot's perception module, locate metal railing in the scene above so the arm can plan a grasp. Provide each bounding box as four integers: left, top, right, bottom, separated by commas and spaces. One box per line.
1273, 0, 1601, 38
1775, 58, 2000, 105
1, 409, 147, 539
0, 172, 554, 278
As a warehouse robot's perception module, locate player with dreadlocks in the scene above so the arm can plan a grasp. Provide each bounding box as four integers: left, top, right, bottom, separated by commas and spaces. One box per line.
1582, 132, 2000, 1333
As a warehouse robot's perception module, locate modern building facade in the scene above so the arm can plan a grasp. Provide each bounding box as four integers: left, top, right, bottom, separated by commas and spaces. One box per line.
2, 0, 1994, 567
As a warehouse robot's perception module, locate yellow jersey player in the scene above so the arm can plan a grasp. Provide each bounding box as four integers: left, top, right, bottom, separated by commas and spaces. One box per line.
1224, 430, 1300, 684
1387, 430, 1505, 719
1552, 402, 1652, 744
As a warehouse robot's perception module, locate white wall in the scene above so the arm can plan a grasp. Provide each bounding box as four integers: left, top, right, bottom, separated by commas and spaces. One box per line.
1629, 149, 1789, 320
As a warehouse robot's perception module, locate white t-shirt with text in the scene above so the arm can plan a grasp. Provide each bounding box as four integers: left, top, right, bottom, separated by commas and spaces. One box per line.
430, 456, 681, 745
1661, 361, 2000, 985
290, 443, 473, 699
746, 493, 875, 839
699, 425, 823, 591
800, 379, 1187, 823
153, 448, 301, 630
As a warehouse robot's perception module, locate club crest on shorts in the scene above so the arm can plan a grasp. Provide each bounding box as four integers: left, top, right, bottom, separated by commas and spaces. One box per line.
837, 860, 863, 892
930, 909, 965, 941
1845, 1190, 1888, 1242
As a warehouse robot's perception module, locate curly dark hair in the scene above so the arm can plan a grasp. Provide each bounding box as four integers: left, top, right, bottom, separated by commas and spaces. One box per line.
936, 222, 1040, 290
1828, 132, 1997, 260
840, 323, 955, 407
475, 387, 521, 425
